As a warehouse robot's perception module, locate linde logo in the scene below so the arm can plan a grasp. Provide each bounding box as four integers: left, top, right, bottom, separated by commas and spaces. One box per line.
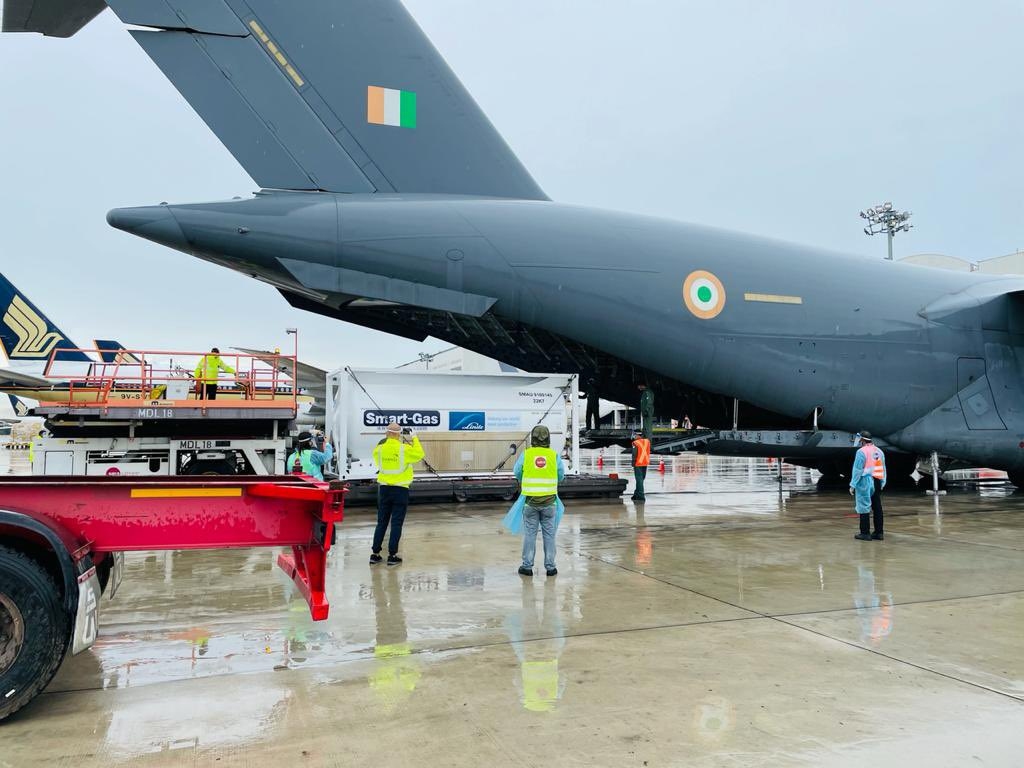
363, 410, 441, 428
449, 411, 485, 431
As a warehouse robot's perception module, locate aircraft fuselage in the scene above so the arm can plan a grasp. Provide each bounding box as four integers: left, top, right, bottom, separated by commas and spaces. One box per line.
108, 191, 1024, 472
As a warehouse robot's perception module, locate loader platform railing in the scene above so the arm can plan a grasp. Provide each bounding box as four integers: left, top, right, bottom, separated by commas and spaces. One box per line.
40, 348, 299, 412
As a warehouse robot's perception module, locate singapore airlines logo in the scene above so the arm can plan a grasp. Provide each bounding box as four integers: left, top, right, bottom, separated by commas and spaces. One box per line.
14, 399, 29, 417
2, 296, 63, 358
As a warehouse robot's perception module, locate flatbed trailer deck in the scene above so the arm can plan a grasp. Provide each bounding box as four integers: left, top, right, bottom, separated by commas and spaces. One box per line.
0, 474, 344, 721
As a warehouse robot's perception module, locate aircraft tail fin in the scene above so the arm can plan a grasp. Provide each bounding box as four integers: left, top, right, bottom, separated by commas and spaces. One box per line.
94, 339, 140, 364
7, 394, 32, 418
0, 273, 91, 364
1, 0, 105, 38
96, 0, 545, 200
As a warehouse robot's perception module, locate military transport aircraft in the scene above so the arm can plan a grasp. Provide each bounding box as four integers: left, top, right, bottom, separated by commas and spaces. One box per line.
7, 1, 1024, 482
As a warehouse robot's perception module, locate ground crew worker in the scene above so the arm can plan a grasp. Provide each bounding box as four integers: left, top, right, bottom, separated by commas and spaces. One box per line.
584, 376, 601, 431
850, 431, 886, 540
630, 430, 651, 501
513, 425, 565, 577
287, 430, 334, 481
371, 422, 425, 566
638, 383, 655, 439
194, 347, 235, 400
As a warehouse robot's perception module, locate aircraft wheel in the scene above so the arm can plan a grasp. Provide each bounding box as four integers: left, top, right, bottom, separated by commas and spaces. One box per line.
0, 546, 71, 722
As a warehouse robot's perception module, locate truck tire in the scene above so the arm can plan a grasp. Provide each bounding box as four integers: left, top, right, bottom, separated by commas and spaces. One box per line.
184, 459, 236, 476
0, 546, 71, 721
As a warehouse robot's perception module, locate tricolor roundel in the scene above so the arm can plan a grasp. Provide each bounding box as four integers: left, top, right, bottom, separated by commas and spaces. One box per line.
534, 456, 548, 469
683, 270, 726, 320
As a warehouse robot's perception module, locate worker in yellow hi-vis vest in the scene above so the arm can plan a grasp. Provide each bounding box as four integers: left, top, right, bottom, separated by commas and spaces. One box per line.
193, 347, 235, 400
511, 425, 565, 577
371, 421, 425, 566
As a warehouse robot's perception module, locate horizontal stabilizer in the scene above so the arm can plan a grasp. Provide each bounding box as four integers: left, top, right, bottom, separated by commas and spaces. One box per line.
0, 368, 53, 389
106, 0, 247, 36
2, 0, 105, 37
106, 0, 545, 199
232, 347, 327, 398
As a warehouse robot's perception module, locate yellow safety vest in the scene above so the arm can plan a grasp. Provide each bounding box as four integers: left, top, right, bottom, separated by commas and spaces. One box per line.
193, 354, 235, 383
373, 436, 425, 488
521, 447, 558, 496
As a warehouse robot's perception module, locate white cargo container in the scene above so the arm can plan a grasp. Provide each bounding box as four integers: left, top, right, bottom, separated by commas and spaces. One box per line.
326, 368, 579, 480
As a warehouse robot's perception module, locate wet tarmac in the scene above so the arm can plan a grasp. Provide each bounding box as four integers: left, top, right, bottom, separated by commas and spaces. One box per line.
2, 453, 1024, 766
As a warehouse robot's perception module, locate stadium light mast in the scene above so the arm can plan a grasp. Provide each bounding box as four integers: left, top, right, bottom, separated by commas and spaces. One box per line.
859, 202, 913, 260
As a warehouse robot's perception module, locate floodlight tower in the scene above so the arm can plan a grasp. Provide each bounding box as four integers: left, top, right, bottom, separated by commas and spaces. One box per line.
859, 202, 913, 260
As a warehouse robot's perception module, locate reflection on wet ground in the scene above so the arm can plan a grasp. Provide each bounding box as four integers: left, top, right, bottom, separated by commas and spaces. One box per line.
2, 455, 1024, 766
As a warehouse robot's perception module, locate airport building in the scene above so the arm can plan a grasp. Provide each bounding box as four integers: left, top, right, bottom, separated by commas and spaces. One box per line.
900, 250, 1024, 274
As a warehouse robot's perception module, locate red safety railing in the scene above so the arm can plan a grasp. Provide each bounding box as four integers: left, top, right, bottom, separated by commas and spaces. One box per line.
40, 348, 299, 410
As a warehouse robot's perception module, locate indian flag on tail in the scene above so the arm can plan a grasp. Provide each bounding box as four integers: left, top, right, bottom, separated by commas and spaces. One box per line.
367, 86, 417, 128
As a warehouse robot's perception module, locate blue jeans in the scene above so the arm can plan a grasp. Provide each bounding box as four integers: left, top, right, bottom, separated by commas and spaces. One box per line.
522, 502, 556, 570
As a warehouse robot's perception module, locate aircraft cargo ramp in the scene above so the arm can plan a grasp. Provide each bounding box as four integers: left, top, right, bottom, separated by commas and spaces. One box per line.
582, 428, 918, 478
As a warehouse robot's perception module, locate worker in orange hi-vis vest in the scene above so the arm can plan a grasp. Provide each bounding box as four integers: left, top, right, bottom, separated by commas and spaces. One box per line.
630, 430, 652, 501
850, 431, 886, 541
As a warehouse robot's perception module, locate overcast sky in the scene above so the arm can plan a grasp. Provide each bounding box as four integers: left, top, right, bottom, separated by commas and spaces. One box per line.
1, 1, 1022, 371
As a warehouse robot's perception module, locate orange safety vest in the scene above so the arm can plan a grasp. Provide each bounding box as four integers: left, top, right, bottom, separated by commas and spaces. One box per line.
859, 444, 885, 480
632, 438, 651, 467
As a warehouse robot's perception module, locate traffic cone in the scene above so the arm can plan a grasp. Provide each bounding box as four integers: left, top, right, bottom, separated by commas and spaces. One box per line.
597, 450, 604, 469
658, 458, 665, 474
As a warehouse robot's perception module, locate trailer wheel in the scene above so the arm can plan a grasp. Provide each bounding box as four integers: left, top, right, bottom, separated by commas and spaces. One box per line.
184, 459, 236, 476
0, 546, 70, 722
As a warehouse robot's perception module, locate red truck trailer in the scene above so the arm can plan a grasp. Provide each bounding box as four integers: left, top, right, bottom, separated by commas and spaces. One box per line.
0, 474, 345, 721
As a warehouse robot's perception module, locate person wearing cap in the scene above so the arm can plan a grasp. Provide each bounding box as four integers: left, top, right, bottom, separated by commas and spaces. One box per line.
194, 347, 235, 400
630, 429, 652, 501
287, 430, 334, 481
850, 431, 886, 541
511, 425, 565, 576
371, 422, 425, 566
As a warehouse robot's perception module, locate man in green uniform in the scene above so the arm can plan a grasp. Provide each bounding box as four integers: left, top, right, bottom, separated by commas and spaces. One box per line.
638, 382, 655, 439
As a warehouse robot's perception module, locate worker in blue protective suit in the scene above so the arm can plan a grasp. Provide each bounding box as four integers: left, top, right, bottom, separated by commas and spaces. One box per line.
849, 431, 885, 541
287, 430, 333, 480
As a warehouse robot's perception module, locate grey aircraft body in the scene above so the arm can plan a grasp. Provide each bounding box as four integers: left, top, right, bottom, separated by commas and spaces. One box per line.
8, 0, 1024, 480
